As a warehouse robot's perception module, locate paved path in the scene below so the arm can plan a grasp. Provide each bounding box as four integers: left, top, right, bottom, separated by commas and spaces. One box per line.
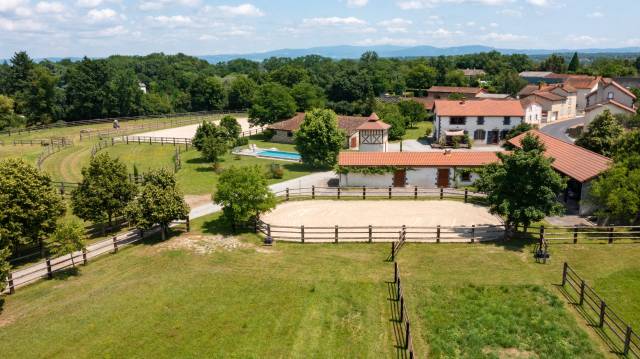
539, 116, 585, 143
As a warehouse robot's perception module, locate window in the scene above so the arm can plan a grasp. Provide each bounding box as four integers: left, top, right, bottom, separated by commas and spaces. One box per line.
450, 117, 466, 125
503, 117, 511, 126
461, 172, 471, 182
287, 131, 293, 137
500, 130, 509, 140
474, 129, 486, 140
477, 116, 484, 125
608, 92, 614, 100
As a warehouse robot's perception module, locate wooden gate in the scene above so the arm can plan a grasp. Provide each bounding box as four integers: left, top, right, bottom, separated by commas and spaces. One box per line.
436, 168, 450, 187
393, 170, 406, 187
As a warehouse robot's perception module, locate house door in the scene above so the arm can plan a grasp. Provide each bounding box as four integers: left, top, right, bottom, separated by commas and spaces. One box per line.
487, 130, 500, 144
393, 170, 406, 187
350, 136, 357, 149
436, 169, 450, 188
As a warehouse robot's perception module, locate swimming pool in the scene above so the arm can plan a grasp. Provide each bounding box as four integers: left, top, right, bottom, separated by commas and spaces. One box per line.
257, 150, 302, 161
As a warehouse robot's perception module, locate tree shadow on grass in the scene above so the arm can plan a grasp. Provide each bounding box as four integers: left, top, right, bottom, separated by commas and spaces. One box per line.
51, 266, 80, 281
186, 157, 209, 165
480, 236, 536, 253
0, 297, 5, 315
200, 216, 255, 237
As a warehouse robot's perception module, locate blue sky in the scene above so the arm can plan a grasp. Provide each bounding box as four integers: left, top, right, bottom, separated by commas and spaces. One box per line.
0, 0, 638, 58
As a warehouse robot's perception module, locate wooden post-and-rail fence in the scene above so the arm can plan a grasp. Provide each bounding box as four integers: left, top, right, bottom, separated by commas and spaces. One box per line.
561, 263, 640, 357
278, 186, 481, 203
519, 225, 640, 244
393, 262, 416, 359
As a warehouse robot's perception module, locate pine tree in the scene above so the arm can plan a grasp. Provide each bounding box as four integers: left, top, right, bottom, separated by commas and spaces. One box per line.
568, 52, 580, 72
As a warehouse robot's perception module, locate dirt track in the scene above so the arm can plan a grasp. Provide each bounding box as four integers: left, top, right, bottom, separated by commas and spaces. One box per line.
261, 200, 502, 227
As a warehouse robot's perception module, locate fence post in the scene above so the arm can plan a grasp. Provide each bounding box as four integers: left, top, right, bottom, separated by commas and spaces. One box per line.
186, 216, 190, 232
414, 186, 418, 200
598, 300, 606, 328
400, 296, 405, 322
405, 320, 411, 349
471, 225, 475, 243
439, 187, 443, 200
464, 188, 468, 203
267, 224, 271, 239
362, 186, 366, 200
368, 225, 372, 243
573, 226, 578, 244
579, 280, 585, 305
436, 225, 441, 243
301, 225, 305, 244
8, 273, 15, 294
337, 187, 341, 200
334, 225, 338, 244
46, 258, 53, 279
113, 236, 118, 253
539, 225, 545, 241
397, 276, 401, 299
286, 188, 290, 201
608, 227, 613, 244
562, 262, 568, 286
394, 261, 398, 282
388, 186, 392, 199
402, 225, 406, 241
623, 326, 632, 356
312, 185, 315, 199
391, 242, 395, 261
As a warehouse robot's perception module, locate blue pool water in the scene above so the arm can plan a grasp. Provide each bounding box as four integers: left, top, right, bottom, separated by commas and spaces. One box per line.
257, 150, 302, 161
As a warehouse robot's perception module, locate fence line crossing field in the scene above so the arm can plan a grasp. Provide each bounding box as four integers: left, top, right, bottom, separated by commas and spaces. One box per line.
261, 200, 503, 227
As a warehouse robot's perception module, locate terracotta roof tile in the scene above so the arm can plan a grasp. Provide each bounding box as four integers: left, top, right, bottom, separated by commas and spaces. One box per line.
508, 130, 611, 182
434, 99, 525, 117
428, 86, 486, 94
601, 78, 637, 100
356, 112, 391, 130
267, 112, 370, 135
338, 151, 501, 167
412, 97, 435, 110
585, 100, 637, 114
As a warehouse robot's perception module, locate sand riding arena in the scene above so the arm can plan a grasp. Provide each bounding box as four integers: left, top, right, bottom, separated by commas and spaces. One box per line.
259, 200, 505, 243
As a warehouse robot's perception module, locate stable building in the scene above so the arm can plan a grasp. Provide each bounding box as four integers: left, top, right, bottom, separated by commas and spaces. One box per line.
338, 151, 501, 188
508, 130, 611, 216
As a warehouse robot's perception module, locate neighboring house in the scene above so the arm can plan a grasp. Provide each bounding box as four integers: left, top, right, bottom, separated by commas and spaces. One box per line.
425, 86, 487, 100
267, 112, 390, 151
508, 130, 611, 216
519, 71, 558, 84
518, 83, 577, 122
138, 82, 148, 94
585, 78, 637, 124
433, 99, 525, 145
476, 93, 512, 100
462, 69, 486, 77
561, 75, 600, 113
613, 77, 640, 89
337, 151, 501, 188
520, 97, 543, 125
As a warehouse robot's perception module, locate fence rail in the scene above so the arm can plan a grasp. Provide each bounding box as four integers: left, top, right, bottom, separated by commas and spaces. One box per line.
519, 225, 640, 243
393, 262, 416, 358
561, 263, 639, 357
113, 136, 192, 148
3, 218, 190, 294
6, 137, 73, 146
275, 186, 485, 202
1, 110, 246, 137
36, 142, 72, 169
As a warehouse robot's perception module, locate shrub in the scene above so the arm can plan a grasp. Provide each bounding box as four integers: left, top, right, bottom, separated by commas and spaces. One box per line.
268, 164, 284, 179
235, 137, 249, 147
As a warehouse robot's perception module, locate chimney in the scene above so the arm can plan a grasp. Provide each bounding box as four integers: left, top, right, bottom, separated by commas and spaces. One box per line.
444, 149, 452, 155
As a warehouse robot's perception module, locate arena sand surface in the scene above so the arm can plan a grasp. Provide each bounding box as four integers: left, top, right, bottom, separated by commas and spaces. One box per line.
134, 117, 254, 138
261, 200, 502, 227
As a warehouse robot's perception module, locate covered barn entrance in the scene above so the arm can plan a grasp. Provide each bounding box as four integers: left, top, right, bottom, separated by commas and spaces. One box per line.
437, 168, 450, 187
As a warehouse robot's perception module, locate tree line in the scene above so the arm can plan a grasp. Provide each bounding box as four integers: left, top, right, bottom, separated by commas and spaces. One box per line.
2, 50, 639, 130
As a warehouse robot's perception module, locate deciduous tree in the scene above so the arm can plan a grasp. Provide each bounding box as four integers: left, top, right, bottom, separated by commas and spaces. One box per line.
213, 165, 276, 228
294, 109, 345, 168
575, 110, 623, 157
227, 75, 256, 110
45, 220, 86, 267
249, 82, 296, 126
398, 100, 429, 128
291, 82, 326, 111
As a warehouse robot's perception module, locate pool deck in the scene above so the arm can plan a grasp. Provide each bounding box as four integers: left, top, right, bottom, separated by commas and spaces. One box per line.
233, 146, 302, 162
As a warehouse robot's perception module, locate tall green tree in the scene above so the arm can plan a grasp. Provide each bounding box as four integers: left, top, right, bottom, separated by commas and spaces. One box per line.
476, 134, 565, 228
291, 82, 326, 111
575, 110, 624, 157
539, 54, 566, 73
227, 75, 256, 110
213, 165, 276, 228
125, 169, 189, 240
568, 52, 580, 72
71, 153, 137, 229
219, 115, 242, 141
405, 64, 437, 92
398, 100, 429, 128
494, 69, 528, 97
590, 159, 640, 225
249, 82, 296, 126
0, 159, 65, 253
107, 68, 143, 116
295, 109, 345, 168
24, 66, 63, 124
190, 76, 226, 111
201, 135, 229, 166
374, 102, 406, 140
45, 220, 86, 266
7, 51, 34, 95
0, 95, 24, 130
64, 57, 111, 120
444, 69, 468, 87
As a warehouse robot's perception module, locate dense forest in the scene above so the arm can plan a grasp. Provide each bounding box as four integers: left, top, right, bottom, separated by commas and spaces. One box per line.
0, 50, 639, 129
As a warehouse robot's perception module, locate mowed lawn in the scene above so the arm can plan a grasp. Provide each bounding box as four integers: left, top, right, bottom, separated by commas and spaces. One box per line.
398, 240, 640, 358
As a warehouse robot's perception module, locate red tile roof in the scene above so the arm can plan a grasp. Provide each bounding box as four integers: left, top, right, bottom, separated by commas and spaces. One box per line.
428, 86, 486, 94
338, 151, 502, 167
412, 97, 435, 110
508, 130, 611, 182
267, 112, 370, 135
357, 113, 391, 130
601, 78, 637, 100
585, 100, 637, 114
434, 99, 525, 117
563, 75, 600, 90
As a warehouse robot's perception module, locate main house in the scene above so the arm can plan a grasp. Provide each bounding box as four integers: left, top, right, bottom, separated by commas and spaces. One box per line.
433, 99, 525, 145
518, 83, 577, 122
267, 112, 390, 151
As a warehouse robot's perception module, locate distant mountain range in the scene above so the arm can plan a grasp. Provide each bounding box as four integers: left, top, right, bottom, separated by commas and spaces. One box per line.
5, 45, 639, 64
198, 45, 640, 63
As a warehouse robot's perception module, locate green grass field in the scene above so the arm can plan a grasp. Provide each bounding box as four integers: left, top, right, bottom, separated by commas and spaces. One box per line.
1, 212, 639, 358
402, 121, 433, 141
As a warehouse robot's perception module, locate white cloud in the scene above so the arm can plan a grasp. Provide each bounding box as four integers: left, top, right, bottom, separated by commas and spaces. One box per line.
397, 0, 513, 10
303, 16, 366, 26
148, 15, 193, 27
76, 0, 103, 7
0, 17, 46, 32
499, 8, 522, 17
587, 11, 603, 18
138, 1, 164, 11
35, 2, 65, 14
93, 25, 128, 37
0, 0, 27, 12
86, 8, 120, 22
347, 0, 369, 7
216, 3, 264, 17
198, 34, 218, 41
480, 32, 528, 42
357, 37, 417, 46
526, 0, 549, 6
565, 34, 607, 46
379, 18, 412, 33
14, 7, 32, 17
489, 22, 498, 27
422, 28, 464, 38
